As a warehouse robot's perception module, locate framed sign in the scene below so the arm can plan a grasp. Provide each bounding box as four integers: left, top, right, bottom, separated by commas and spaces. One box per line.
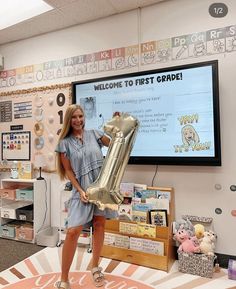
149, 209, 168, 227
1, 131, 31, 161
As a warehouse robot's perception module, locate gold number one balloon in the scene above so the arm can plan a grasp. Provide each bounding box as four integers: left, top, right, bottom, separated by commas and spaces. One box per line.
86, 113, 139, 210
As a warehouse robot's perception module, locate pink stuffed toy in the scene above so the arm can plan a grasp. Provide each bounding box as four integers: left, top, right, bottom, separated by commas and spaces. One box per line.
174, 228, 200, 253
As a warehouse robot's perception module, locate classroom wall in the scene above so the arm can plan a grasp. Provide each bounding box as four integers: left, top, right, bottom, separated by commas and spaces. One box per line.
0, 0, 236, 255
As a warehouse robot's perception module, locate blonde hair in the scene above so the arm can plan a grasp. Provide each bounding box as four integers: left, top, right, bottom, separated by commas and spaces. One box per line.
181, 124, 200, 146
56, 104, 84, 180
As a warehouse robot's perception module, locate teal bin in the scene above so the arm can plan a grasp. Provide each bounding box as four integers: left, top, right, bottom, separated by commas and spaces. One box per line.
0, 224, 15, 238
16, 188, 34, 201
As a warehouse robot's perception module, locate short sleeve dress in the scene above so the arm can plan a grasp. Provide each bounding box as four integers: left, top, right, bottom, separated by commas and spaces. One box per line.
55, 129, 117, 228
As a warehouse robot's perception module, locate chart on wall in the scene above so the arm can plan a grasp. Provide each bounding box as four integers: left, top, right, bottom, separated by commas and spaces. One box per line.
2, 131, 31, 160
0, 84, 71, 171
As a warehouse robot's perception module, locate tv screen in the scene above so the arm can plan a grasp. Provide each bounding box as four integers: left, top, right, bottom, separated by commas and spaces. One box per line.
72, 60, 221, 166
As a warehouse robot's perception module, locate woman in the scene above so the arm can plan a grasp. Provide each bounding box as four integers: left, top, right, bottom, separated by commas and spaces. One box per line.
55, 104, 116, 288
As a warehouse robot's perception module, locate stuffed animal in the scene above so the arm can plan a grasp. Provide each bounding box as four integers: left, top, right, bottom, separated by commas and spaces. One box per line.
199, 230, 217, 256
174, 219, 195, 237
174, 228, 200, 253
194, 224, 205, 239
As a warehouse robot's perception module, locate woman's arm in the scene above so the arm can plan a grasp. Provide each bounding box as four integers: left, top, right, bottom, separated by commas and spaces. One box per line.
60, 153, 88, 202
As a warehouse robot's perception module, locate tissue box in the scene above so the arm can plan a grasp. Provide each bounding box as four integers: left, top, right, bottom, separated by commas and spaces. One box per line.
178, 252, 215, 278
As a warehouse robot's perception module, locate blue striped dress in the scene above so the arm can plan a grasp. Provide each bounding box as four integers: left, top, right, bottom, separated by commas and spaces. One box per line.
55, 129, 117, 228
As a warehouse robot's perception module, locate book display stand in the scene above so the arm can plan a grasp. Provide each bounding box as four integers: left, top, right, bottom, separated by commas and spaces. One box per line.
101, 186, 175, 272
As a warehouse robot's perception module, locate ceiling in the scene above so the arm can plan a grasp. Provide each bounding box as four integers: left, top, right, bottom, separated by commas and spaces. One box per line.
0, 0, 168, 46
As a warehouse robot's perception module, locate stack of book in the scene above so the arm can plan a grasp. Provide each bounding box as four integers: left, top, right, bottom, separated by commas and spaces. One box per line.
118, 182, 170, 227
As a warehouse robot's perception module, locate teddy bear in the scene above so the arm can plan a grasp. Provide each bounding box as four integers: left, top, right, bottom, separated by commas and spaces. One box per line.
199, 230, 217, 256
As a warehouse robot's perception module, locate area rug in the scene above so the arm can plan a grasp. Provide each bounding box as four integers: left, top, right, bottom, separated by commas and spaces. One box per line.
0, 247, 236, 289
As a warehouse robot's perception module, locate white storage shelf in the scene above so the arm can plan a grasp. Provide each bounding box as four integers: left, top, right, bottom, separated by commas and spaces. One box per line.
0, 178, 50, 243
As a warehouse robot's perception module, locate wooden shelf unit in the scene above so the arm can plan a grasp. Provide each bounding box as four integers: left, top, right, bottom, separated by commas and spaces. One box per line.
101, 186, 175, 272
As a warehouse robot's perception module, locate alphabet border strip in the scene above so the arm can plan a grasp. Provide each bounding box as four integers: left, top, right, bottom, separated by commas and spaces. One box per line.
0, 24, 235, 89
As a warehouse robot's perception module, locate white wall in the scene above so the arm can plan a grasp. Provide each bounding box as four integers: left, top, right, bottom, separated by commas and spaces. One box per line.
1, 0, 236, 255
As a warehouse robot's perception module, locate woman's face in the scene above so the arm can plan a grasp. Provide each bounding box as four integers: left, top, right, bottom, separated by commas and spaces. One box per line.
71, 108, 85, 131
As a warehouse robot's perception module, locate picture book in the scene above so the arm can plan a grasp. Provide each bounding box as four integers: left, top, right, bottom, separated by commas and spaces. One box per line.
145, 198, 169, 213
134, 189, 157, 200
137, 223, 156, 238
129, 237, 143, 251
114, 235, 130, 249
104, 232, 116, 246
132, 210, 147, 223
134, 183, 147, 192
119, 222, 138, 235
132, 203, 153, 212
120, 182, 135, 197
118, 204, 132, 221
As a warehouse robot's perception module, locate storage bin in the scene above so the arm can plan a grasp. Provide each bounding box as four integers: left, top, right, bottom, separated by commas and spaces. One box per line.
16, 188, 33, 201
0, 223, 15, 238
36, 226, 59, 247
15, 223, 34, 241
178, 251, 215, 278
0, 188, 16, 200
1, 201, 31, 219
16, 204, 33, 222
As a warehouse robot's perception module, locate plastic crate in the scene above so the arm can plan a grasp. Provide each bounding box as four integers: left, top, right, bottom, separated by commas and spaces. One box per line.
36, 227, 59, 247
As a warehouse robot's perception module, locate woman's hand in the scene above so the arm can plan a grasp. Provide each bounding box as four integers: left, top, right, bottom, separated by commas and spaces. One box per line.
113, 111, 121, 117
79, 190, 89, 203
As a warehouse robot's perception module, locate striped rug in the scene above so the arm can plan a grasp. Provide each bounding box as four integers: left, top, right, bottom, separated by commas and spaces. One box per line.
0, 247, 235, 288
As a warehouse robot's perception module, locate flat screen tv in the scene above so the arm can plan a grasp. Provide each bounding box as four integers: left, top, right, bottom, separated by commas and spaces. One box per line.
72, 60, 221, 166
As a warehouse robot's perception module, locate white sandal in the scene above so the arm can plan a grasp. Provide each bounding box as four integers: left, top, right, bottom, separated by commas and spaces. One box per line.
56, 281, 71, 289
91, 267, 105, 287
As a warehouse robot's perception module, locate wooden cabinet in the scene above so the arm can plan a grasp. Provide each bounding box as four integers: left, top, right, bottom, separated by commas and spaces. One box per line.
101, 186, 175, 272
0, 178, 50, 243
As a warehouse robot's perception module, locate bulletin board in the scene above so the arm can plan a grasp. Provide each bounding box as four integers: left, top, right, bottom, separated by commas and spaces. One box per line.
0, 83, 71, 172
2, 131, 31, 160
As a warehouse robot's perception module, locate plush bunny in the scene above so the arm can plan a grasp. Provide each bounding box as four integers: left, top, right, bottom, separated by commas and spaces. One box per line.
199, 230, 217, 256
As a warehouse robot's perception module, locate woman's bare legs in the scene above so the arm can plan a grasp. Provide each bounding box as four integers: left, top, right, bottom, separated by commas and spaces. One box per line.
91, 216, 106, 286
92, 215, 106, 268
60, 226, 83, 282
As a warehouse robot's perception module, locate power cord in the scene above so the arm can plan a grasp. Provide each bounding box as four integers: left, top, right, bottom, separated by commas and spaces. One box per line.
36, 178, 48, 234
151, 165, 158, 186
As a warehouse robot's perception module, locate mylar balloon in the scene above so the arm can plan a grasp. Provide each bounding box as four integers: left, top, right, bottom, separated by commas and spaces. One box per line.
87, 112, 139, 210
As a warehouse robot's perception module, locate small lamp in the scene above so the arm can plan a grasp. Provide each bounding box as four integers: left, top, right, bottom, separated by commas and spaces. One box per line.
34, 154, 46, 180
